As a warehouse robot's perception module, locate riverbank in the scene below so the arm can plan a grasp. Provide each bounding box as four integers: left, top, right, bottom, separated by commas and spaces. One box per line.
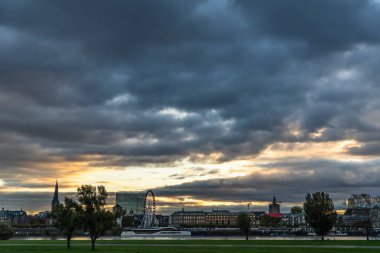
9, 235, 380, 241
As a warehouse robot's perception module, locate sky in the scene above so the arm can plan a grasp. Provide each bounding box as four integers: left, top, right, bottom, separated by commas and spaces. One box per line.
1, 0, 380, 214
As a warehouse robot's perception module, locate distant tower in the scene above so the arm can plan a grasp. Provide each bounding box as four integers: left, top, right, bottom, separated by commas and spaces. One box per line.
112, 203, 123, 226
51, 180, 60, 212
269, 196, 280, 214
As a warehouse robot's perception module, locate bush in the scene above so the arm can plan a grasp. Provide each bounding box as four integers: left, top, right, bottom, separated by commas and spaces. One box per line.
0, 223, 14, 240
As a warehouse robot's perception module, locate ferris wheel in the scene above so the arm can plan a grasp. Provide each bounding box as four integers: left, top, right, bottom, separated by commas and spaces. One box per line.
140, 190, 158, 228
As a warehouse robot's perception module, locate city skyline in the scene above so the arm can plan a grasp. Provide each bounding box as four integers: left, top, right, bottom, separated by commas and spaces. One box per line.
0, 181, 377, 214
2, 0, 380, 212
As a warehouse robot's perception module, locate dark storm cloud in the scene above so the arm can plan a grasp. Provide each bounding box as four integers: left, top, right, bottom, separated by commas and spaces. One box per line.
0, 0, 196, 60
236, 0, 380, 55
0, 190, 116, 212
0, 180, 74, 190
0, 192, 71, 212
349, 142, 380, 156
1, 0, 380, 210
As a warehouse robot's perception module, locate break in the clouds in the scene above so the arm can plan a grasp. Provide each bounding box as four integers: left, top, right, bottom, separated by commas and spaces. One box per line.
1, 0, 380, 212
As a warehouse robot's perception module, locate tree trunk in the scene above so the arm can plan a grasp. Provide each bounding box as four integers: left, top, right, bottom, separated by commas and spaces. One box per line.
321, 235, 324, 241
91, 237, 96, 250
366, 234, 369, 241
67, 236, 71, 249
245, 233, 248, 241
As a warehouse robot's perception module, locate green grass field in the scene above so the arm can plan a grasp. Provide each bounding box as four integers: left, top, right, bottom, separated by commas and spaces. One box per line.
1, 240, 380, 253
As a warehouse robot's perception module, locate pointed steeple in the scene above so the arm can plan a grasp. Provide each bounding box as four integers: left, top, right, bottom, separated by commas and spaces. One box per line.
51, 180, 59, 212
273, 196, 277, 204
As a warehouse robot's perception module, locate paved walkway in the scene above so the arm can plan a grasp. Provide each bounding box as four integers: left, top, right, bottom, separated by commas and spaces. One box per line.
1, 243, 380, 249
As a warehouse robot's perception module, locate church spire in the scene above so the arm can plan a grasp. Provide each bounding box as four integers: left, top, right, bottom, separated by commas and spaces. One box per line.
51, 180, 59, 212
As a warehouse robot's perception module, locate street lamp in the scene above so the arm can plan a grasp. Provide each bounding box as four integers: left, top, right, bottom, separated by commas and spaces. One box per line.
247, 203, 252, 212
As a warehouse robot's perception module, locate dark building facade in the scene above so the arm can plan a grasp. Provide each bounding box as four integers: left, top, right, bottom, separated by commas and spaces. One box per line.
115, 192, 145, 214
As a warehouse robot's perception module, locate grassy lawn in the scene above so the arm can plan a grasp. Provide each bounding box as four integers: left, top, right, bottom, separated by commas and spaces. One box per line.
0, 240, 380, 253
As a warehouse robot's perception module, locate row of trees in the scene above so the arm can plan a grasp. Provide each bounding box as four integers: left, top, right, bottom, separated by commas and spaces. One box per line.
51, 185, 115, 250
237, 192, 337, 240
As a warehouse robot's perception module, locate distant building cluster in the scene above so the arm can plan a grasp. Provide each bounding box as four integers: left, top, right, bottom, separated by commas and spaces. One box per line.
346, 194, 380, 208
339, 194, 380, 232
3, 182, 380, 237
0, 182, 59, 227
169, 196, 304, 229
99, 191, 380, 235
0, 208, 27, 225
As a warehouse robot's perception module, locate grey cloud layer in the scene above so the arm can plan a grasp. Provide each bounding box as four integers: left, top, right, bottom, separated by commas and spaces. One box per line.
1, 0, 380, 209
156, 159, 380, 211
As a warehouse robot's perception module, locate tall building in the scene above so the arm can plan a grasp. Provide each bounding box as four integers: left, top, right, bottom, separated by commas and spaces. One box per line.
115, 192, 145, 214
51, 180, 60, 212
113, 204, 123, 226
269, 196, 280, 214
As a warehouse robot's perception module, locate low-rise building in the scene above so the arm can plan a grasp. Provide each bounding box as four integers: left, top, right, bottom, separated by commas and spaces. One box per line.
370, 207, 380, 230
171, 209, 256, 227
155, 214, 170, 227
171, 209, 206, 227
343, 208, 370, 227
35, 211, 53, 225
0, 208, 28, 225
282, 212, 306, 227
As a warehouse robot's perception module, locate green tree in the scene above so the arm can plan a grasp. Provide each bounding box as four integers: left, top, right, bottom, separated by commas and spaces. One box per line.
77, 185, 115, 250
291, 206, 303, 214
259, 215, 281, 227
51, 197, 81, 249
0, 223, 14, 240
354, 209, 372, 241
27, 215, 42, 227
122, 216, 134, 227
304, 192, 337, 240
236, 213, 251, 240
